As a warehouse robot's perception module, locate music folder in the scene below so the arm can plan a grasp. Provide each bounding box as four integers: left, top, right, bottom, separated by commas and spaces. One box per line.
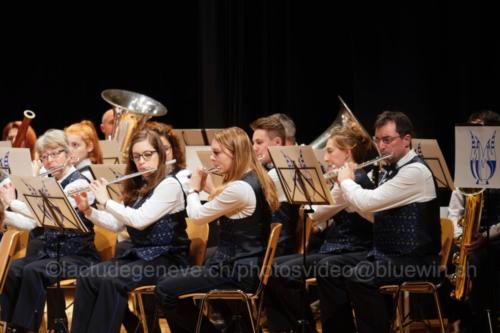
173, 129, 223, 146
0, 147, 35, 177
10, 175, 88, 232
99, 140, 120, 164
90, 164, 127, 201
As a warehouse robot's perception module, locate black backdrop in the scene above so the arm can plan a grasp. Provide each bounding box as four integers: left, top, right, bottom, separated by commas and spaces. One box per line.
1, 1, 498, 175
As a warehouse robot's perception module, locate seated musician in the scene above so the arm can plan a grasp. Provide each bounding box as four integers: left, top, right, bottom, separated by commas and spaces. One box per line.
154, 127, 279, 333
0, 129, 99, 333
70, 129, 190, 333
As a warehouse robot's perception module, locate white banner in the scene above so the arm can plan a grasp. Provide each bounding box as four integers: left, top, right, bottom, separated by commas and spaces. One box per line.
454, 126, 499, 188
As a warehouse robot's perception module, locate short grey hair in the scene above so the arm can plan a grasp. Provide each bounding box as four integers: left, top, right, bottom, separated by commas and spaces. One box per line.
35, 129, 70, 155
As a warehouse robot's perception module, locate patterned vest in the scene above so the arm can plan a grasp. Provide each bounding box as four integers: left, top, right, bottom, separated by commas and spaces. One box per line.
43, 170, 98, 260
207, 171, 272, 266
123, 175, 190, 262
319, 170, 374, 254
369, 155, 441, 262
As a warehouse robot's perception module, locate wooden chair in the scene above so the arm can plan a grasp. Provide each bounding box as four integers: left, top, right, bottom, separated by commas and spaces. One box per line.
178, 223, 282, 333
0, 230, 22, 333
379, 218, 454, 333
130, 219, 210, 333
41, 226, 117, 333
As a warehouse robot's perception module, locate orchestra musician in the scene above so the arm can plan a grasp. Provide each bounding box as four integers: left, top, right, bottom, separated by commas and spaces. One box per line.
325, 111, 441, 333
154, 127, 279, 333
0, 129, 99, 333
70, 129, 190, 333
265, 123, 375, 333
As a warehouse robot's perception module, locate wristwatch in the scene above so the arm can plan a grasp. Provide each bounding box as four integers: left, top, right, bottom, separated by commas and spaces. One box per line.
187, 188, 200, 195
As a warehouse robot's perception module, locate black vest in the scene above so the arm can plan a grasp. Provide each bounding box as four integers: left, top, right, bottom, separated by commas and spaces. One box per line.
319, 170, 374, 254
123, 175, 190, 262
480, 189, 500, 231
207, 171, 272, 266
42, 170, 98, 260
369, 155, 441, 262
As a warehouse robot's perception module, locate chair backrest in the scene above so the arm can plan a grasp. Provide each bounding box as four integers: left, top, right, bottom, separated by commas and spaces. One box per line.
258, 223, 282, 289
7, 228, 29, 260
94, 226, 118, 261
296, 206, 313, 255
186, 218, 209, 266
439, 218, 454, 268
0, 230, 21, 293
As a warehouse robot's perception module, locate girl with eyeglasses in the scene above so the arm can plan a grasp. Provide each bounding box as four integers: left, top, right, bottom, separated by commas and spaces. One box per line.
65, 120, 103, 182
70, 129, 190, 333
0, 129, 99, 333
154, 127, 279, 333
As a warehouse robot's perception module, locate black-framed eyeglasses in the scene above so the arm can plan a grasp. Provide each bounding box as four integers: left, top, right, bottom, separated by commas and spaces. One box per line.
40, 149, 66, 162
132, 150, 157, 162
372, 135, 401, 145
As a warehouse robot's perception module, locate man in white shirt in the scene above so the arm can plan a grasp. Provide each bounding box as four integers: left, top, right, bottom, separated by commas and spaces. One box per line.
333, 111, 441, 333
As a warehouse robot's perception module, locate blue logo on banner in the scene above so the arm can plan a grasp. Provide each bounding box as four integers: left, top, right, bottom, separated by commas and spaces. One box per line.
469, 130, 496, 185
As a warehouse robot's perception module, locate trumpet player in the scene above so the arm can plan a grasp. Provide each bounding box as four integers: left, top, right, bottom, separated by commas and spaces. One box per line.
251, 115, 299, 255
0, 129, 99, 333
328, 111, 441, 333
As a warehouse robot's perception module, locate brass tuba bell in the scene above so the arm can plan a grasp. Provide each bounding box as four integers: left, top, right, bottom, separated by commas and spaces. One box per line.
101, 89, 167, 162
310, 95, 378, 154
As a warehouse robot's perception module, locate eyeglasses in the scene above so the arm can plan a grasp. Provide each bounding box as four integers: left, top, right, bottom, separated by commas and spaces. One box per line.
132, 150, 157, 162
372, 135, 401, 145
40, 149, 66, 162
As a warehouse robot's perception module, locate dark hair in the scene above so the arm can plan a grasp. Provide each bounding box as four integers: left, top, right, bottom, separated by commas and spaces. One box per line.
467, 110, 500, 125
144, 121, 186, 169
250, 116, 286, 145
122, 129, 167, 205
374, 111, 414, 137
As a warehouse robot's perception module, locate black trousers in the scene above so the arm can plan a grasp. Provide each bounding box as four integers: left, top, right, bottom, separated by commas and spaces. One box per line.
155, 263, 260, 333
315, 251, 369, 333
70, 254, 184, 333
0, 254, 96, 331
344, 257, 440, 333
265, 252, 331, 332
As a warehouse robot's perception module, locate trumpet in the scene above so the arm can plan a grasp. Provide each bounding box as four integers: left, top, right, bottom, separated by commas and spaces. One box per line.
323, 154, 392, 180
65, 167, 158, 196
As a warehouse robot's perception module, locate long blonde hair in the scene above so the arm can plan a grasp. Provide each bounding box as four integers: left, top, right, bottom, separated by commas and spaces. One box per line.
211, 127, 279, 211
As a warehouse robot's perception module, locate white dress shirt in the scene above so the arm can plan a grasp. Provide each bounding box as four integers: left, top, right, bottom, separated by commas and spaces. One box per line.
268, 168, 287, 202
87, 174, 186, 232
340, 150, 436, 213
187, 180, 256, 225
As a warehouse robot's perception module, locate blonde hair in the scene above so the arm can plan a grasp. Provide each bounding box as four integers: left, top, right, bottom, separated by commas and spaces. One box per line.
65, 120, 103, 164
329, 123, 372, 163
211, 127, 279, 211
35, 129, 70, 155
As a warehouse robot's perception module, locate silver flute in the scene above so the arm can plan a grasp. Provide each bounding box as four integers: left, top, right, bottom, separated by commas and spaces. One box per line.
323, 154, 392, 180
65, 167, 158, 196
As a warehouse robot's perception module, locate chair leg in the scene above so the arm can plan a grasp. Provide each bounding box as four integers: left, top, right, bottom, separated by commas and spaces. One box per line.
432, 290, 446, 333
243, 297, 257, 333
136, 292, 149, 333
195, 296, 208, 333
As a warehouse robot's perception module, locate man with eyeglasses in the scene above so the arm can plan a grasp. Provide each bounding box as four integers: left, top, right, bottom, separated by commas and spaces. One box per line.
319, 111, 441, 333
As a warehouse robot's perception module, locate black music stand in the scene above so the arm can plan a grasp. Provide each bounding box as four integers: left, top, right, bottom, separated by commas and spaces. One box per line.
268, 146, 334, 332
10, 175, 89, 333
